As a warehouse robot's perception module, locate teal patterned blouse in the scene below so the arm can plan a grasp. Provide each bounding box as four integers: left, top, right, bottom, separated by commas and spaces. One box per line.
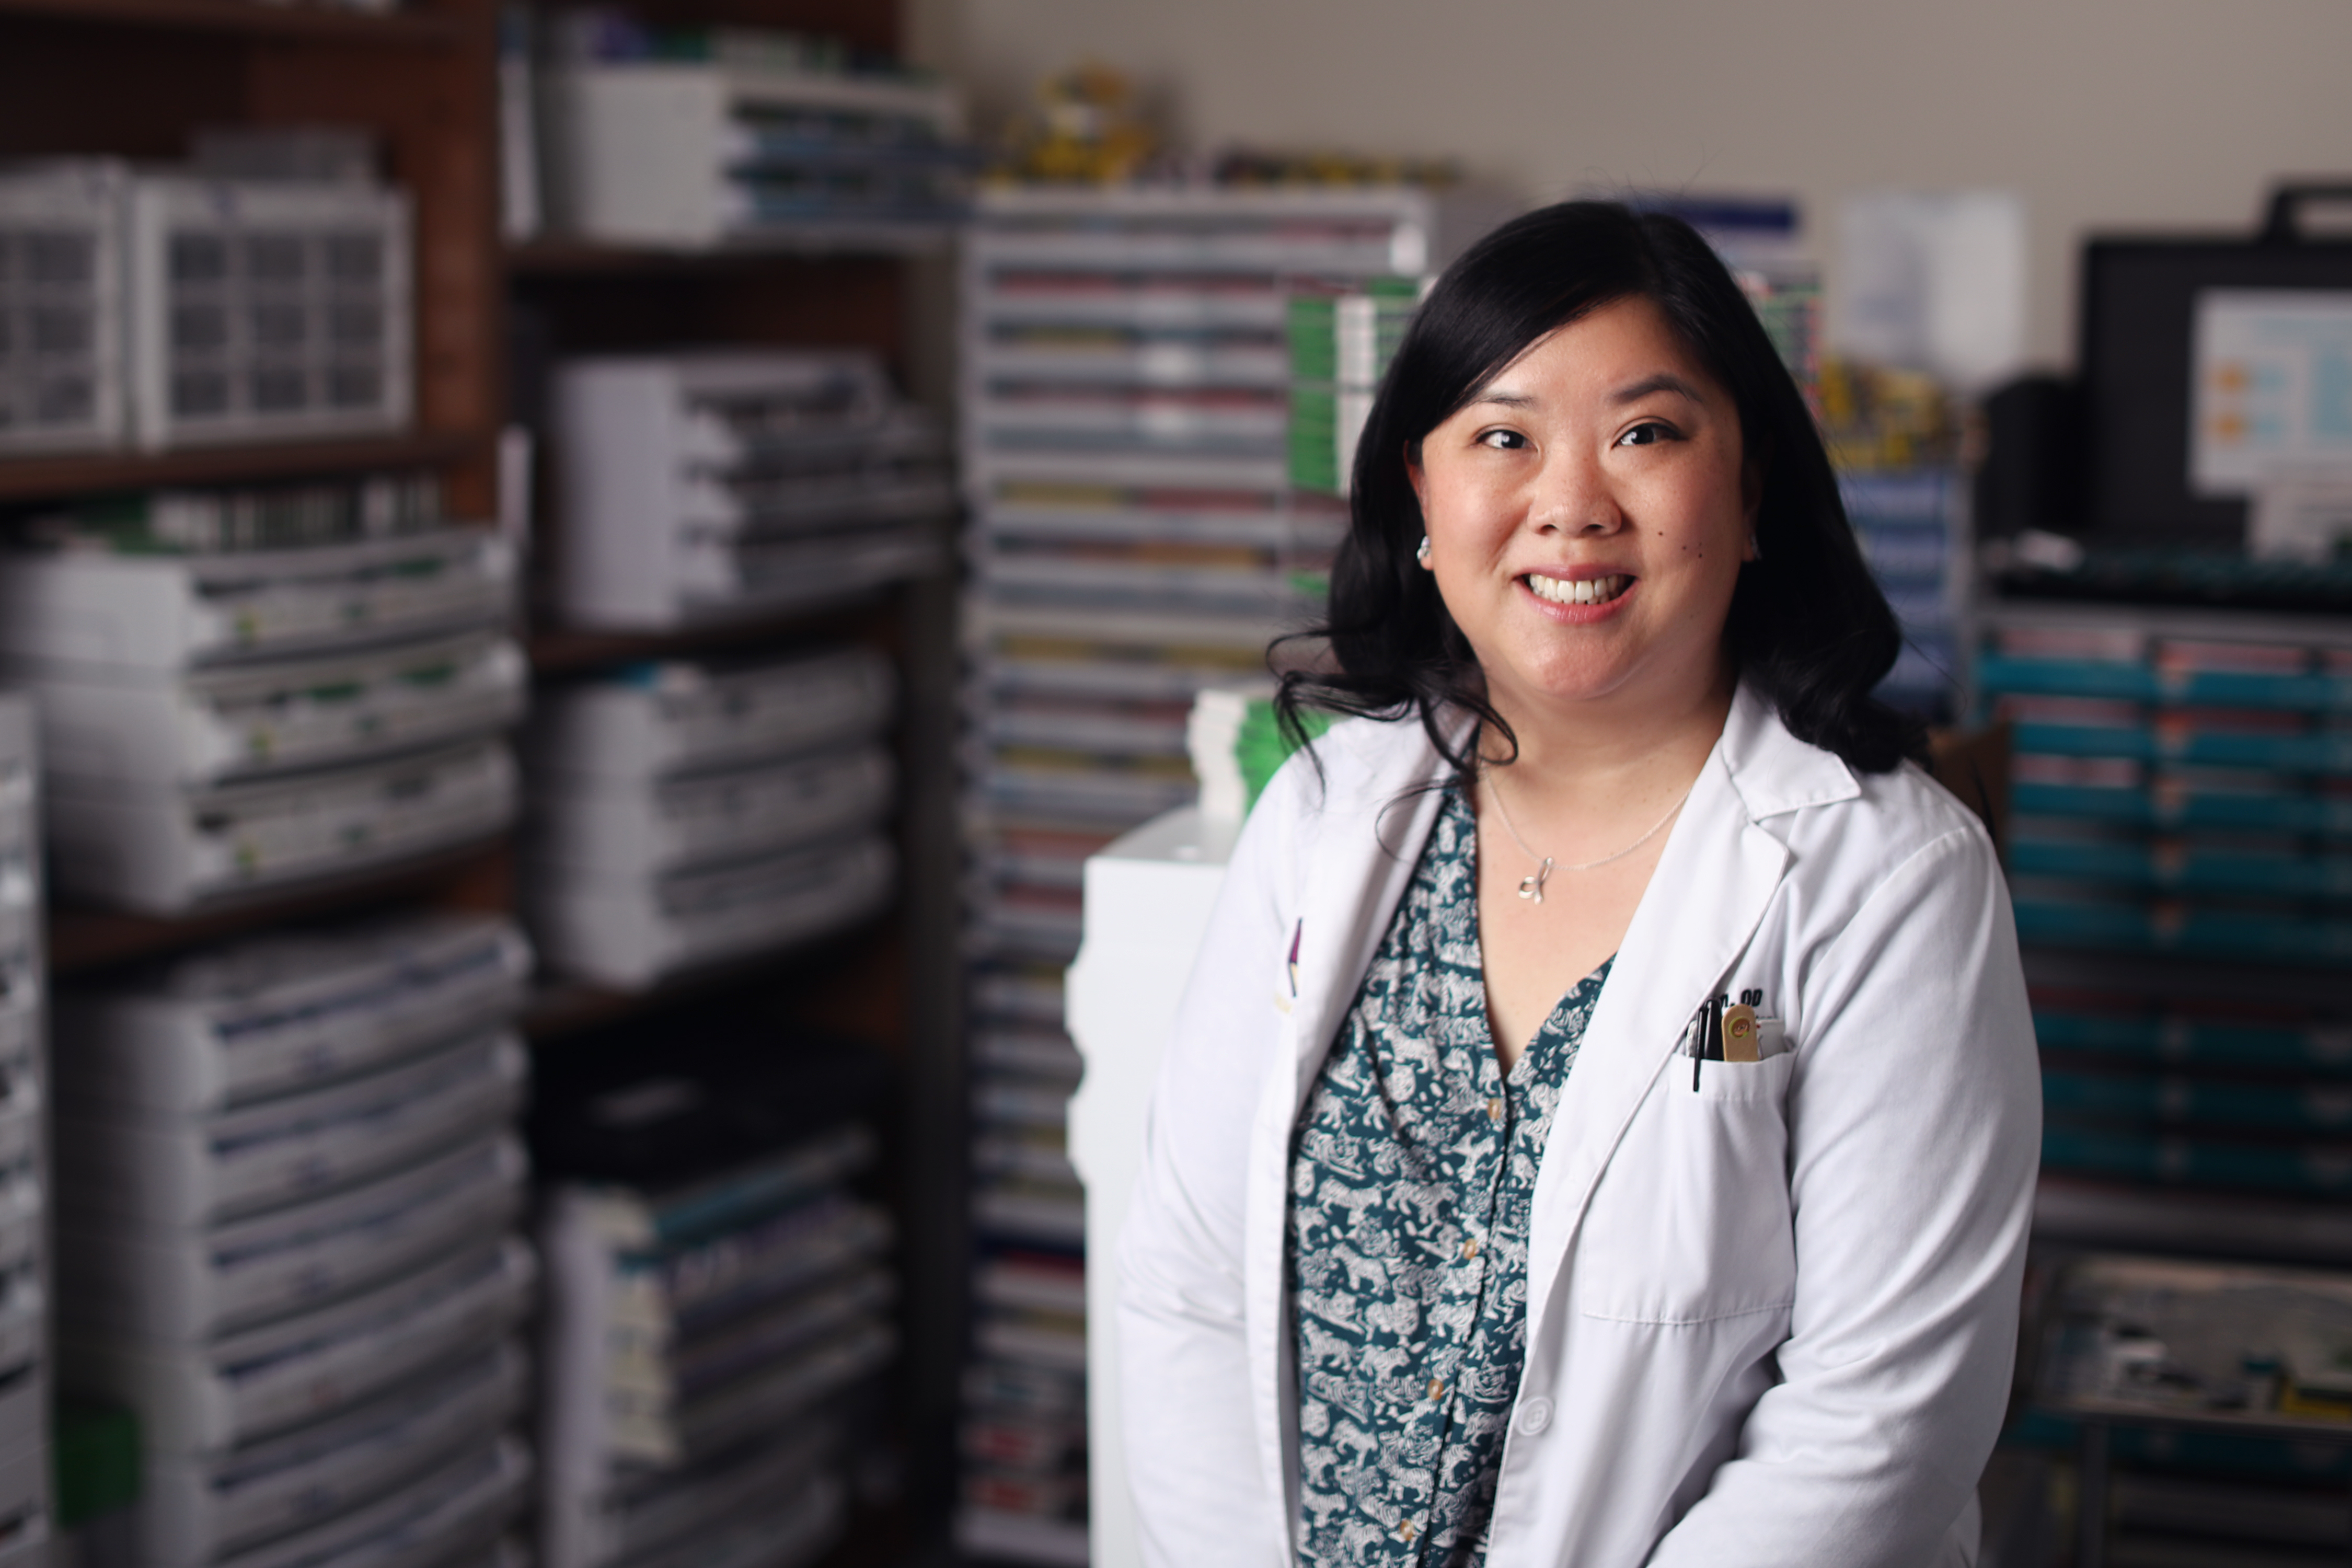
1287, 787, 1611, 1567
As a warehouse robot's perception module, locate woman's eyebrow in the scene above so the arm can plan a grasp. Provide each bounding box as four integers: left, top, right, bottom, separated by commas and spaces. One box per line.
1611, 373, 1707, 406
1466, 389, 1537, 410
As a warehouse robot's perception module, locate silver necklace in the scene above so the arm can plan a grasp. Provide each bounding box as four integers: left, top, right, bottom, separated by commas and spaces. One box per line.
1481, 770, 1692, 903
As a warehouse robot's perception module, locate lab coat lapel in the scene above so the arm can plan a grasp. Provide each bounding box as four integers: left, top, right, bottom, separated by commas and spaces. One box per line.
1520, 689, 1835, 1344
1240, 719, 1454, 1550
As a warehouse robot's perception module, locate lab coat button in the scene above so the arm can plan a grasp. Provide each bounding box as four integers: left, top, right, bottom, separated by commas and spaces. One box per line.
1515, 1396, 1554, 1435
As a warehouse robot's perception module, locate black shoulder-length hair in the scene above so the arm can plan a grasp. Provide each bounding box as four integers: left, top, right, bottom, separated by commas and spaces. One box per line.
1276, 199, 1923, 778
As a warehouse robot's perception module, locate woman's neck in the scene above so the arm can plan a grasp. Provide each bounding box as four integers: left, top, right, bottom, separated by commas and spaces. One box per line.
1477, 662, 1736, 817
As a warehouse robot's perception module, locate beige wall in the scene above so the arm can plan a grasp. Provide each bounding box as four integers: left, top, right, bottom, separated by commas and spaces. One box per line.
908, 0, 2352, 372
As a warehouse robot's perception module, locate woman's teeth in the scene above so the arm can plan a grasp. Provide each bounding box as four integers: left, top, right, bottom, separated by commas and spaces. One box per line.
1527, 573, 1628, 606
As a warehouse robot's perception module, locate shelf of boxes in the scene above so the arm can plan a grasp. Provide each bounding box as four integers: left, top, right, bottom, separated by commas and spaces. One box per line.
1979, 598, 2352, 1259
533, 1021, 900, 1568
540, 60, 970, 251
1843, 468, 1969, 723
523, 644, 900, 990
548, 350, 952, 631
0, 471, 522, 915
953, 182, 1497, 1563
0, 699, 52, 1562
52, 909, 539, 1568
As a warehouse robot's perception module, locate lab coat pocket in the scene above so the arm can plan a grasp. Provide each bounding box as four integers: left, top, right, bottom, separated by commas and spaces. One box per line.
1691, 1042, 1797, 1104
1572, 1048, 1798, 1325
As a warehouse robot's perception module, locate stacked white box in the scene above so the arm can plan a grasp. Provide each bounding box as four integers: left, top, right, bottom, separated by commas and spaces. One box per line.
53, 912, 540, 1568
126, 174, 412, 451
0, 162, 414, 456
550, 350, 951, 630
954, 185, 1497, 1562
527, 646, 897, 989
0, 698, 54, 1561
0, 481, 524, 913
0, 162, 128, 454
543, 63, 967, 250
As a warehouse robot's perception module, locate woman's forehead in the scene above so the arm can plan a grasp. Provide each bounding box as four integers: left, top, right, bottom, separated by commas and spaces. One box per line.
1462, 304, 1721, 412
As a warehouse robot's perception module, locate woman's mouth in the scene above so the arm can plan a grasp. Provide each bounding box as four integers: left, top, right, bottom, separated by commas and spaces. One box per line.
1525, 572, 1630, 607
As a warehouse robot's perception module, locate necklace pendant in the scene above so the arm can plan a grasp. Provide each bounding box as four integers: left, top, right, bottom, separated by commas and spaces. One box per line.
1517, 858, 1554, 904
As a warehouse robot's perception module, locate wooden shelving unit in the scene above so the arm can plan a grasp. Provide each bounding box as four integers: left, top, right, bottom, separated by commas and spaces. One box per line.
503, 0, 965, 1553
2, 0, 965, 1558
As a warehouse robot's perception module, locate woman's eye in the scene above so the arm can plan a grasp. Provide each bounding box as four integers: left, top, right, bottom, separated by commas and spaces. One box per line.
1477, 429, 1528, 450
1616, 421, 1676, 448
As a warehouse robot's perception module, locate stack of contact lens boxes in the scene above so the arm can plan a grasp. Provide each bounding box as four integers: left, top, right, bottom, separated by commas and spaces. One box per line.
955, 180, 1501, 1567
0, 473, 522, 913
534, 1017, 898, 1568
52, 911, 539, 1568
0, 697, 54, 1558
1843, 470, 1966, 722
525, 645, 898, 989
1982, 599, 2352, 1253
549, 351, 951, 631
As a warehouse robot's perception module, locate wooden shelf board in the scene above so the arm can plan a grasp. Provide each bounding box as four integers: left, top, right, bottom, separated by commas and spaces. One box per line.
527, 597, 892, 675
49, 838, 506, 976
0, 431, 489, 503
506, 229, 950, 275
522, 919, 891, 1042
0, 0, 465, 43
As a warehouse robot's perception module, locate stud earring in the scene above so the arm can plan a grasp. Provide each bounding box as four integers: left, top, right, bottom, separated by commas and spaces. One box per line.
1416, 535, 1432, 566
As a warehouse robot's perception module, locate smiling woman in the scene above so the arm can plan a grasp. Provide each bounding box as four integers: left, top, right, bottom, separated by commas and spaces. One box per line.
1307, 201, 1917, 783
1117, 202, 2040, 1568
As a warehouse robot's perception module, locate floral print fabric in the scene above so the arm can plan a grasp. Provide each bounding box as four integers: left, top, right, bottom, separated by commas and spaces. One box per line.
1288, 787, 1610, 1567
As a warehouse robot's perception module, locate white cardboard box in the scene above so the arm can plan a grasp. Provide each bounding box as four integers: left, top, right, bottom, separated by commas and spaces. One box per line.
55, 913, 529, 1116
550, 351, 948, 628
61, 1233, 536, 1453
58, 1134, 526, 1340
56, 1031, 525, 1227
137, 1339, 527, 1568
47, 738, 517, 914
543, 64, 961, 249
529, 834, 893, 990
529, 744, 890, 880
0, 528, 515, 673
14, 630, 525, 789
530, 648, 891, 784
1063, 806, 1236, 1568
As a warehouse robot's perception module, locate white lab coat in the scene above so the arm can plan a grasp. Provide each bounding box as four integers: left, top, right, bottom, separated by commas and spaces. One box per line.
1117, 684, 2040, 1568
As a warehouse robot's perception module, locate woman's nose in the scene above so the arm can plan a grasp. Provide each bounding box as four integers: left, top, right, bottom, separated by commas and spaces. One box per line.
1530, 448, 1623, 535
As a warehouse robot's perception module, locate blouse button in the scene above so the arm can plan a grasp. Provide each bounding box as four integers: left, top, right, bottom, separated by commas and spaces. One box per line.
1461, 1238, 1480, 1260
1427, 1378, 1446, 1401
1486, 1098, 1505, 1123
1515, 1396, 1554, 1436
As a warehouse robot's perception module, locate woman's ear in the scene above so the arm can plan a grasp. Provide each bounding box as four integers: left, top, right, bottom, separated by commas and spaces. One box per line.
1406, 442, 1429, 518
